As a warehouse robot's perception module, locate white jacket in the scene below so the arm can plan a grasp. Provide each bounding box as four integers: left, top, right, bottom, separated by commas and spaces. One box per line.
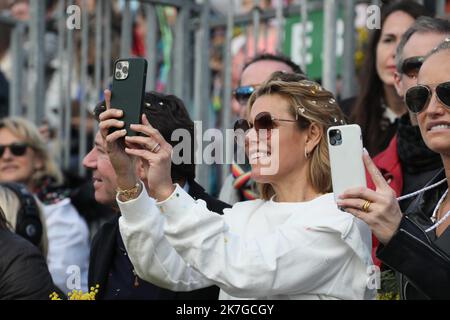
43, 198, 90, 293
119, 183, 375, 300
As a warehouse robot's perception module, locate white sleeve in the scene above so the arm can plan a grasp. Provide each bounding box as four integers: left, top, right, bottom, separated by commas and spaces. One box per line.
43, 199, 90, 293
117, 183, 213, 291
158, 185, 362, 298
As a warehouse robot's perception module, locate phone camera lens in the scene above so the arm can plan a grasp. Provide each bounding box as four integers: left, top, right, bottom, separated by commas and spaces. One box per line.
122, 66, 128, 74
336, 133, 342, 141
115, 71, 122, 79
117, 62, 122, 70
330, 137, 336, 146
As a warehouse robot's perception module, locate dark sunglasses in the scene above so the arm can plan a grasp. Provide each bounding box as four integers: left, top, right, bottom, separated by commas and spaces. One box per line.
232, 85, 257, 106
405, 81, 450, 114
0, 143, 29, 157
400, 56, 424, 79
234, 111, 298, 134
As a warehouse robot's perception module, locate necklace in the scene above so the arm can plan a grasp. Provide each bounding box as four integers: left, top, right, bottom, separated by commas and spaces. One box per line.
426, 189, 450, 233
397, 178, 447, 201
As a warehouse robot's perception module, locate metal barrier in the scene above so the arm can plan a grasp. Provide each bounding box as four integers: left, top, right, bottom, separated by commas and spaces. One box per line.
1, 0, 447, 192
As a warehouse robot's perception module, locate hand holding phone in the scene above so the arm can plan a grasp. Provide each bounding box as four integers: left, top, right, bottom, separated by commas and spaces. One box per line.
327, 124, 367, 206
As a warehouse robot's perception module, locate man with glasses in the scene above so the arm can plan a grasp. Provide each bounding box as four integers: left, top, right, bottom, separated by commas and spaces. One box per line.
362, 17, 450, 296
220, 53, 305, 204
339, 37, 450, 301
368, 17, 450, 212
231, 53, 305, 119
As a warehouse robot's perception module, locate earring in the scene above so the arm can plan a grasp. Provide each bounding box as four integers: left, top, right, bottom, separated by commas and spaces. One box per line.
304, 148, 309, 159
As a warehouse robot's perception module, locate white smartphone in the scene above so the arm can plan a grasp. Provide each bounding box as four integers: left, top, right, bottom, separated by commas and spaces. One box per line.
327, 124, 367, 205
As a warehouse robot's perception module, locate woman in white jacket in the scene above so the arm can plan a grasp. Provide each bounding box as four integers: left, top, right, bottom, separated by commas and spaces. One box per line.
0, 117, 90, 293
100, 72, 375, 300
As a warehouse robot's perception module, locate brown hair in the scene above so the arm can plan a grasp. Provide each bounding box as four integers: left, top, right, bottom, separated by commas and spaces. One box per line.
349, 1, 429, 155
93, 91, 196, 183
247, 72, 346, 200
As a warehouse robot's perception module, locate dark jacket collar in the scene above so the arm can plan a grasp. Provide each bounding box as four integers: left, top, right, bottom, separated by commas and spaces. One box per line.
404, 168, 447, 222
88, 216, 119, 299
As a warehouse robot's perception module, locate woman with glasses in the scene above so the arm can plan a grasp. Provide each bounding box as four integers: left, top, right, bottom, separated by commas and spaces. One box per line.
102, 72, 375, 300
0, 117, 90, 294
345, 1, 429, 156
338, 39, 450, 300
362, 18, 450, 273
220, 53, 305, 205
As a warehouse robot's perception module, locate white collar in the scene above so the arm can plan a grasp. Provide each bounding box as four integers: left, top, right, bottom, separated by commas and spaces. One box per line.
383, 106, 399, 124
182, 181, 190, 193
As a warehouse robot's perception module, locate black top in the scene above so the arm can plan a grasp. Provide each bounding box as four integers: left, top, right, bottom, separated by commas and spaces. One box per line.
397, 113, 443, 211
0, 229, 56, 300
88, 180, 231, 300
377, 169, 450, 300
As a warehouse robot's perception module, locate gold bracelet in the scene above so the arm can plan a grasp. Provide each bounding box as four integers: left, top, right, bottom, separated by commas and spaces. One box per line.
117, 182, 141, 201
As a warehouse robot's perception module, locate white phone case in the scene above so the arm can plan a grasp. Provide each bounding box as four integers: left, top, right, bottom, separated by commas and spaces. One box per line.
327, 124, 367, 202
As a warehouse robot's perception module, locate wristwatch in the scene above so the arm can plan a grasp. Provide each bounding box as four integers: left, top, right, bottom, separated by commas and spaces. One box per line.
117, 182, 142, 202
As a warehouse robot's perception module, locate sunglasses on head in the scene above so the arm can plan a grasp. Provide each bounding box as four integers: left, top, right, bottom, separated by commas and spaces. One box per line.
233, 85, 258, 106
405, 81, 450, 114
0, 143, 29, 157
400, 56, 424, 79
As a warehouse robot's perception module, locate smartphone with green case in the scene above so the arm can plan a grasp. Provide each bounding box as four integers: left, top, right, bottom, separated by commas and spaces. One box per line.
110, 58, 148, 136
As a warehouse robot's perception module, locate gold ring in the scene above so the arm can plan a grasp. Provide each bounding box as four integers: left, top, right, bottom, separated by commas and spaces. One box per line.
362, 200, 372, 213
151, 143, 160, 153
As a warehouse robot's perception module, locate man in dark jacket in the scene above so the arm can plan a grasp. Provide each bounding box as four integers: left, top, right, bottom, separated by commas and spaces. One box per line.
83, 92, 230, 300
365, 16, 449, 268
390, 17, 449, 210
338, 39, 450, 300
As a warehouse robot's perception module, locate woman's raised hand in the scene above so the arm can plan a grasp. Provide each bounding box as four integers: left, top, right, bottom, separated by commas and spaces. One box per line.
124, 114, 175, 201
337, 150, 403, 245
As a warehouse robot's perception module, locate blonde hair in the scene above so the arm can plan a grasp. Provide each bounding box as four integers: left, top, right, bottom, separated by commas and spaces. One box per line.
0, 117, 63, 189
247, 72, 346, 200
0, 185, 48, 257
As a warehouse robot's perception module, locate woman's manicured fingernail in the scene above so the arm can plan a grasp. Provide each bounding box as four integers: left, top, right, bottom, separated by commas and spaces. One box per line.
363, 148, 369, 156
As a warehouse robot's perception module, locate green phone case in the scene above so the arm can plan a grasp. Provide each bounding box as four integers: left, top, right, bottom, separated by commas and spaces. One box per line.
110, 58, 148, 136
